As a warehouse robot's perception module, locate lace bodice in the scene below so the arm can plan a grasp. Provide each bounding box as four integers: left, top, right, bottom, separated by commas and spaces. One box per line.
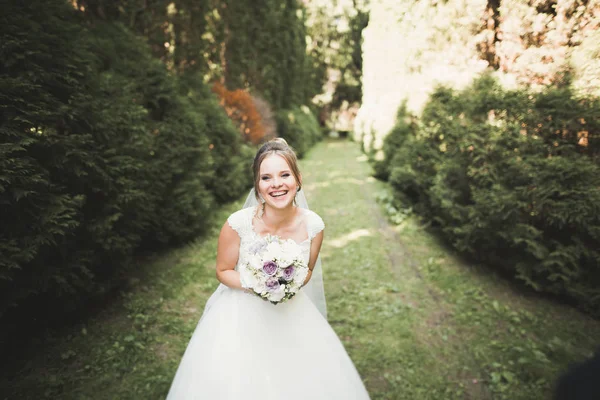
227, 205, 325, 269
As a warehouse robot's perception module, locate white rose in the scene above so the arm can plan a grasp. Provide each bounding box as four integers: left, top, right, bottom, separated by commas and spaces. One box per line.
276, 241, 299, 266
294, 267, 309, 286
288, 240, 303, 258
268, 285, 286, 302
254, 279, 267, 294
247, 254, 262, 271
263, 242, 283, 263
240, 266, 258, 289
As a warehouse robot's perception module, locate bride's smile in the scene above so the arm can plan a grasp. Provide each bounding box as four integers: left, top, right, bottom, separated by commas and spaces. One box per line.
258, 154, 300, 209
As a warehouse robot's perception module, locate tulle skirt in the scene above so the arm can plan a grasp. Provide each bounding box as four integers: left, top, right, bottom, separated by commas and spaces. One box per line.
166, 287, 370, 399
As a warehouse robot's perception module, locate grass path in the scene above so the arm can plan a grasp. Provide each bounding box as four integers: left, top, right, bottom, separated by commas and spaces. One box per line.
2, 139, 600, 399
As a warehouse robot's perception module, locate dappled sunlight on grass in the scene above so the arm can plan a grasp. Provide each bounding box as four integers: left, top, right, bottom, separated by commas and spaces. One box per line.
329, 228, 373, 248
326, 141, 347, 149
304, 177, 371, 190
323, 169, 352, 180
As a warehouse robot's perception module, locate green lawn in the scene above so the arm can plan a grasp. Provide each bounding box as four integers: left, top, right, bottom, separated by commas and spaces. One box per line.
2, 139, 599, 400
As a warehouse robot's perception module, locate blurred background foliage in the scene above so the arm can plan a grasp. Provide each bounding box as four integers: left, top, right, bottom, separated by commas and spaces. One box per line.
304, 0, 369, 130
354, 0, 600, 316
0, 0, 356, 353
276, 105, 323, 158
372, 77, 600, 316
358, 0, 600, 316
355, 0, 600, 153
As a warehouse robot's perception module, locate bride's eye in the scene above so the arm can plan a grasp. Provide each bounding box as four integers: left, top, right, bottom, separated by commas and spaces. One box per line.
282, 173, 290, 178
261, 176, 270, 181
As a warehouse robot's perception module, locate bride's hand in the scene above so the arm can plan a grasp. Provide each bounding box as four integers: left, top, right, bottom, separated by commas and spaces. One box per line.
242, 288, 268, 302
302, 269, 313, 286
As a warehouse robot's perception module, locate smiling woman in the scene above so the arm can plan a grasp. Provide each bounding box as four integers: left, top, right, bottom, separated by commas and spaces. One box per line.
165, 138, 371, 400
245, 139, 312, 245
253, 138, 303, 204
258, 156, 299, 206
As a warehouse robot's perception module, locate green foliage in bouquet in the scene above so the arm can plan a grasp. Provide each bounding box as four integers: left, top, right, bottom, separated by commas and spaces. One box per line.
275, 106, 323, 158
380, 74, 600, 315
0, 0, 252, 343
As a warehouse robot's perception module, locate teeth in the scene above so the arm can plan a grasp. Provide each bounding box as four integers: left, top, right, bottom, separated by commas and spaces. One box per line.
270, 191, 287, 197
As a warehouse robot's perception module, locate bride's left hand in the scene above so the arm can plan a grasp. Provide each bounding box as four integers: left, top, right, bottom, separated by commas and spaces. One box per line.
302, 269, 313, 286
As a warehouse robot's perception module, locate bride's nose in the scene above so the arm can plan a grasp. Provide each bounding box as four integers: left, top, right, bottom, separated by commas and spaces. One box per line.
271, 178, 282, 188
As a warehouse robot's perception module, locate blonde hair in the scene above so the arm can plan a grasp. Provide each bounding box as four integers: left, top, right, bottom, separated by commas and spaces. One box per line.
252, 138, 302, 202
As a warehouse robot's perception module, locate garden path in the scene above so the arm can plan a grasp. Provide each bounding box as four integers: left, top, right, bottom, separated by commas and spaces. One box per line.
303, 139, 600, 400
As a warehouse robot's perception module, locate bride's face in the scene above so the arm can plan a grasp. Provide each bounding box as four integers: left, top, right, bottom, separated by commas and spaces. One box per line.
258, 154, 299, 210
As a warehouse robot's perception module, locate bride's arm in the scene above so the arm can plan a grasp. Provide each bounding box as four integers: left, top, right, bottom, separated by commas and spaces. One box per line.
215, 222, 244, 290
303, 230, 324, 286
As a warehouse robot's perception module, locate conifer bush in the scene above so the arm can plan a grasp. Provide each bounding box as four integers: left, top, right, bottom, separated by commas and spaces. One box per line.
275, 106, 323, 158
382, 75, 600, 315
0, 0, 252, 342
223, 0, 319, 110
182, 75, 254, 203
373, 102, 414, 181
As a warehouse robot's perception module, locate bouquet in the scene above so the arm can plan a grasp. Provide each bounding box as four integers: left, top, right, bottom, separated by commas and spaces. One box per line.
240, 234, 309, 304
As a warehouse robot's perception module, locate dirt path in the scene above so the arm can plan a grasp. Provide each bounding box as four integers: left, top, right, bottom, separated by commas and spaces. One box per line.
366, 182, 496, 399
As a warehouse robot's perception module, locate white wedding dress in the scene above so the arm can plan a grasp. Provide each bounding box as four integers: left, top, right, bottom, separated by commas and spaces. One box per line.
166, 205, 370, 399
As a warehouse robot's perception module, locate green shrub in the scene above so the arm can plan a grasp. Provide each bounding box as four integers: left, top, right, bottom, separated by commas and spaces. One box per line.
373, 102, 414, 181
276, 106, 322, 158
383, 74, 600, 315
0, 1, 251, 343
224, 0, 321, 110
178, 74, 254, 204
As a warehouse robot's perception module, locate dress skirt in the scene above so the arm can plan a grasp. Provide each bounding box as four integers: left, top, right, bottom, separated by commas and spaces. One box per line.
166, 287, 370, 399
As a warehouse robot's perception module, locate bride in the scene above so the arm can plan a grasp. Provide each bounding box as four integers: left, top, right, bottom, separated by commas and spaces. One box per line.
166, 138, 370, 399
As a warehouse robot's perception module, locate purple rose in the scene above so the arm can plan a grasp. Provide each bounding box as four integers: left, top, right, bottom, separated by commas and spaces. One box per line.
262, 261, 278, 276
265, 277, 280, 291
282, 265, 295, 281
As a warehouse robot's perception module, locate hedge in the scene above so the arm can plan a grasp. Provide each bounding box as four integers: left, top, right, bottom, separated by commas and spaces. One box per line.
0, 0, 252, 343
276, 106, 323, 158
379, 74, 600, 315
